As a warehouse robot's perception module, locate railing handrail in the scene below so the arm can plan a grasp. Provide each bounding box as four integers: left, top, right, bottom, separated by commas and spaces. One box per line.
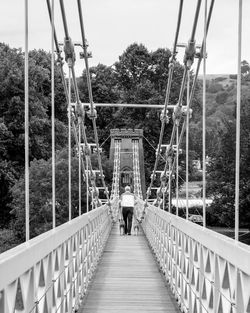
0, 205, 108, 291
145, 203, 250, 275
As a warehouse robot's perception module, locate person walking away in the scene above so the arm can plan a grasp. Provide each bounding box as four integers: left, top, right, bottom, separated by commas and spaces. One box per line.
120, 186, 135, 235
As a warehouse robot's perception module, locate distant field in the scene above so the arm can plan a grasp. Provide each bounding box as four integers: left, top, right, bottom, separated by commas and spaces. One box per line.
198, 74, 236, 87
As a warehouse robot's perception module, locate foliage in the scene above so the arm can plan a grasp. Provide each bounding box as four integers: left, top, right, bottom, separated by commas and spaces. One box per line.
215, 91, 228, 105
207, 81, 223, 93
10, 148, 113, 242
78, 43, 186, 184
1, 39, 250, 252
207, 97, 250, 228
0, 43, 68, 228
0, 229, 19, 253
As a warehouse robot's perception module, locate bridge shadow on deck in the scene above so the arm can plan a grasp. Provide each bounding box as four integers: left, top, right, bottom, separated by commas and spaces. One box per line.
80, 224, 180, 313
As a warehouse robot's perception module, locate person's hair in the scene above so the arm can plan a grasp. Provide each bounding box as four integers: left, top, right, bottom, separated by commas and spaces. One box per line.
125, 185, 131, 192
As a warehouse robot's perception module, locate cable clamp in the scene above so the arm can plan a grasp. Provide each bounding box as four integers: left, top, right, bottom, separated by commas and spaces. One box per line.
92, 187, 99, 198
81, 143, 91, 156
172, 145, 183, 155
194, 44, 204, 59
75, 102, 85, 119
184, 40, 196, 69
80, 51, 92, 59
67, 104, 76, 119
150, 173, 156, 180
64, 37, 76, 66
160, 109, 170, 124
168, 56, 176, 69
182, 107, 193, 118
86, 105, 97, 119
172, 105, 182, 124
156, 188, 163, 198
90, 171, 96, 183
160, 172, 168, 183
146, 188, 151, 197
55, 52, 64, 66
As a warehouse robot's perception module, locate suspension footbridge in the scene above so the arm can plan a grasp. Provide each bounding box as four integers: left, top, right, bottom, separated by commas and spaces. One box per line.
1, 1, 250, 313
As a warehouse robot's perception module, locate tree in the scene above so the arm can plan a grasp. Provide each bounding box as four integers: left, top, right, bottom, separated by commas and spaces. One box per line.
10, 148, 113, 242
0, 43, 68, 227
207, 97, 250, 228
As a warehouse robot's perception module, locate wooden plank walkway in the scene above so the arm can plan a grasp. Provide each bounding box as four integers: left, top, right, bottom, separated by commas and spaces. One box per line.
79, 224, 180, 313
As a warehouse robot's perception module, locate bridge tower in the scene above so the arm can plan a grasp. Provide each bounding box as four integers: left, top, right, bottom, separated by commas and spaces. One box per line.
110, 128, 146, 198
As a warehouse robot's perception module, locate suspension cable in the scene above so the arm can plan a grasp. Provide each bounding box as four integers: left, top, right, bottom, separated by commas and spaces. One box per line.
185, 70, 190, 220
146, 0, 184, 202
59, 0, 69, 39
58, 0, 102, 208
202, 0, 207, 227
189, 0, 215, 102
148, 0, 215, 212
25, 0, 29, 241
46, 0, 95, 213
51, 0, 56, 228
235, 0, 242, 241
149, 0, 203, 206
68, 68, 72, 220
86, 156, 89, 212
78, 123, 81, 215
176, 124, 179, 216
77, 0, 110, 202
142, 135, 166, 162
46, 0, 69, 104
190, 0, 202, 42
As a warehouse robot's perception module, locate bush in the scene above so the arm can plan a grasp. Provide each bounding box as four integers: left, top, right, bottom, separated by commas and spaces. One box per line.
214, 77, 227, 82
215, 91, 229, 105
207, 82, 223, 93
0, 229, 20, 253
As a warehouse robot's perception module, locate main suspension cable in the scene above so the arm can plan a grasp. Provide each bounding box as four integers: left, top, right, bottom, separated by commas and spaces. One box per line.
77, 0, 110, 202
58, 0, 103, 208
46, 0, 69, 103
147, 0, 215, 212
146, 0, 184, 202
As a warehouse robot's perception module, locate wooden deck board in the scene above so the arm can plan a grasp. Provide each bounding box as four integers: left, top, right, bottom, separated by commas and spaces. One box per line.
79, 225, 180, 313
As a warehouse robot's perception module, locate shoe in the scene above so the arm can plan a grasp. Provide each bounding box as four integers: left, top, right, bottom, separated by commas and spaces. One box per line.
128, 233, 131, 235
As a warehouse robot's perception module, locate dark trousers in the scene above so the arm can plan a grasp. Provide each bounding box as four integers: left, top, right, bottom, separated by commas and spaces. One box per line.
122, 207, 133, 234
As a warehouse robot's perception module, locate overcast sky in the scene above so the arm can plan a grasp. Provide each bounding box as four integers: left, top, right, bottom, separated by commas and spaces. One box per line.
0, 0, 249, 76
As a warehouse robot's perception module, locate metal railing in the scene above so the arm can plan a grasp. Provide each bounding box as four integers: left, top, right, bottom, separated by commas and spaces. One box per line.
110, 139, 121, 221
0, 205, 112, 313
142, 204, 250, 313
132, 140, 143, 199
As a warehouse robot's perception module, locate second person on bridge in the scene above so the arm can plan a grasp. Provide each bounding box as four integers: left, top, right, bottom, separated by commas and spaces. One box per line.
119, 186, 135, 235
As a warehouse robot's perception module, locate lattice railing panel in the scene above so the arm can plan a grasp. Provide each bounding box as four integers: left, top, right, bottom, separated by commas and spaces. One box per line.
132, 140, 143, 199
142, 205, 250, 313
110, 139, 121, 221
0, 205, 112, 313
